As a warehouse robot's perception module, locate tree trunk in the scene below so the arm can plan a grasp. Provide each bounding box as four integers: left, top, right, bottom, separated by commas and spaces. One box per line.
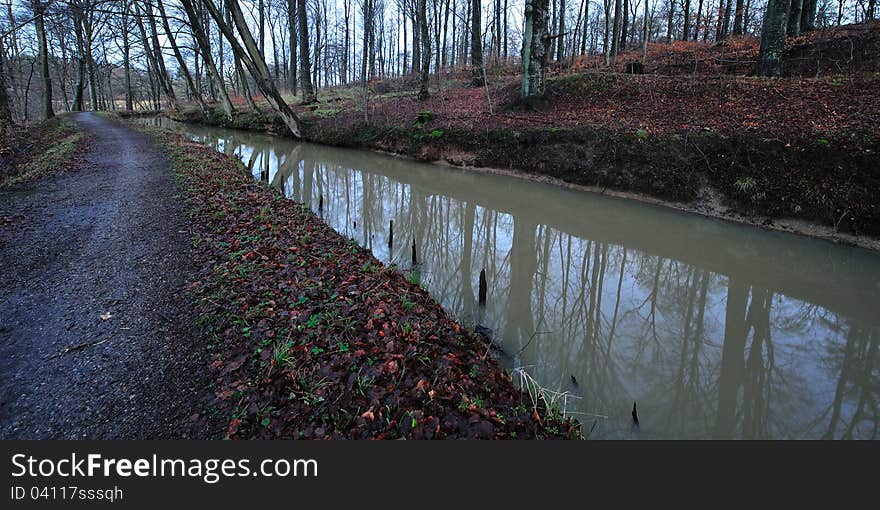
744, 0, 753, 31
694, 0, 704, 40
259, 0, 266, 58
361, 0, 372, 83
755, 0, 788, 76
733, 0, 745, 34
557, 0, 566, 61
611, 0, 622, 59
801, 0, 817, 32
342, 0, 349, 84
520, 0, 549, 98
157, 0, 206, 113
722, 0, 732, 37
72, 7, 86, 111
122, 8, 133, 110
0, 35, 13, 135
503, 0, 508, 60
83, 7, 98, 110
32, 0, 54, 120
641, 0, 649, 61
788, 0, 803, 37
288, 0, 298, 92
223, 1, 256, 110
596, 0, 611, 62
472, 0, 484, 84
144, 0, 179, 110
296, 0, 316, 102
418, 0, 431, 99
133, 1, 178, 110
683, 0, 692, 40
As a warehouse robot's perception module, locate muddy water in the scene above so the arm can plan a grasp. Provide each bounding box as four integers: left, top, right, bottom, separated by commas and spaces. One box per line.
141, 117, 880, 439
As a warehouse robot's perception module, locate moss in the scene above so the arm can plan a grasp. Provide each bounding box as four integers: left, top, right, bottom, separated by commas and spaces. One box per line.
171, 106, 289, 135
547, 73, 620, 95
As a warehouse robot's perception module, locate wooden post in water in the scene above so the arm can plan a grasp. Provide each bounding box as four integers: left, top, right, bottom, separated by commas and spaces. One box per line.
479, 269, 487, 306
411, 239, 417, 266
388, 220, 394, 251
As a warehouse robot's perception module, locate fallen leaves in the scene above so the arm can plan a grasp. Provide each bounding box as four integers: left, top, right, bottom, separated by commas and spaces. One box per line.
161, 130, 577, 440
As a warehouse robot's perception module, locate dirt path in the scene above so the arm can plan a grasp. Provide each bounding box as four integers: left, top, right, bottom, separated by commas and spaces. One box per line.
0, 113, 218, 439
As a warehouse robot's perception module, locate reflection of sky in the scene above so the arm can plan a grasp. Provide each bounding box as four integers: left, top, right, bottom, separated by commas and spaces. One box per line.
168, 121, 879, 440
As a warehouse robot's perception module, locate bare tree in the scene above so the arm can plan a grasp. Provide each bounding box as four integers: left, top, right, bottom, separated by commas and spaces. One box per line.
471, 0, 483, 85
0, 34, 13, 133
179, 0, 235, 118
297, 0, 316, 102
521, 0, 549, 98
200, 0, 305, 135
31, 0, 53, 119
417, 0, 430, 99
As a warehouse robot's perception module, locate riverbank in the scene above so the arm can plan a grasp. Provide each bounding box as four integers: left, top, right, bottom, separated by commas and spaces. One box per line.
0, 115, 89, 188
166, 21, 879, 246
145, 125, 578, 439
171, 77, 879, 251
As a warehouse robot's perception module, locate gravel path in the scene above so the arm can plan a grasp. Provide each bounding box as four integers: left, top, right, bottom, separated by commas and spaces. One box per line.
0, 113, 218, 439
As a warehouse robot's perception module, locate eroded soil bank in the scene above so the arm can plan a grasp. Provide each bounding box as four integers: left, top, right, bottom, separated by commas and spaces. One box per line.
170, 24, 880, 244
174, 102, 880, 249
149, 127, 577, 439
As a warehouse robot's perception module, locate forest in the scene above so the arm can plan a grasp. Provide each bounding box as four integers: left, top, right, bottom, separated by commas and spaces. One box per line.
1, 0, 876, 129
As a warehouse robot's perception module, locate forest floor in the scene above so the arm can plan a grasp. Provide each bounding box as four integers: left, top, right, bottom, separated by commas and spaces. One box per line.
0, 113, 219, 438
178, 21, 880, 241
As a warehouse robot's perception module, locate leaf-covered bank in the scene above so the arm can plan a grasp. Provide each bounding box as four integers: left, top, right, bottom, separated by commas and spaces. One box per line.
0, 115, 88, 188
151, 128, 579, 439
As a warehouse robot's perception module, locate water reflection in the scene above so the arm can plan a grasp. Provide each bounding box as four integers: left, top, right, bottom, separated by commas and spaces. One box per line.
142, 117, 880, 439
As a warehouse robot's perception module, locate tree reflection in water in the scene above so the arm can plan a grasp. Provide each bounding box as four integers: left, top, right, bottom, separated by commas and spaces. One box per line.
158, 119, 880, 440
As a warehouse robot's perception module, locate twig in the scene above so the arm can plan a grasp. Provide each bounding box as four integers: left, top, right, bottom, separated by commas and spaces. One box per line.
516, 330, 552, 356
48, 339, 108, 359
481, 65, 494, 115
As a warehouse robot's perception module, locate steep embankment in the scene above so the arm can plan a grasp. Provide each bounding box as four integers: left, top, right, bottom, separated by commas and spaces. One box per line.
173, 22, 880, 242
